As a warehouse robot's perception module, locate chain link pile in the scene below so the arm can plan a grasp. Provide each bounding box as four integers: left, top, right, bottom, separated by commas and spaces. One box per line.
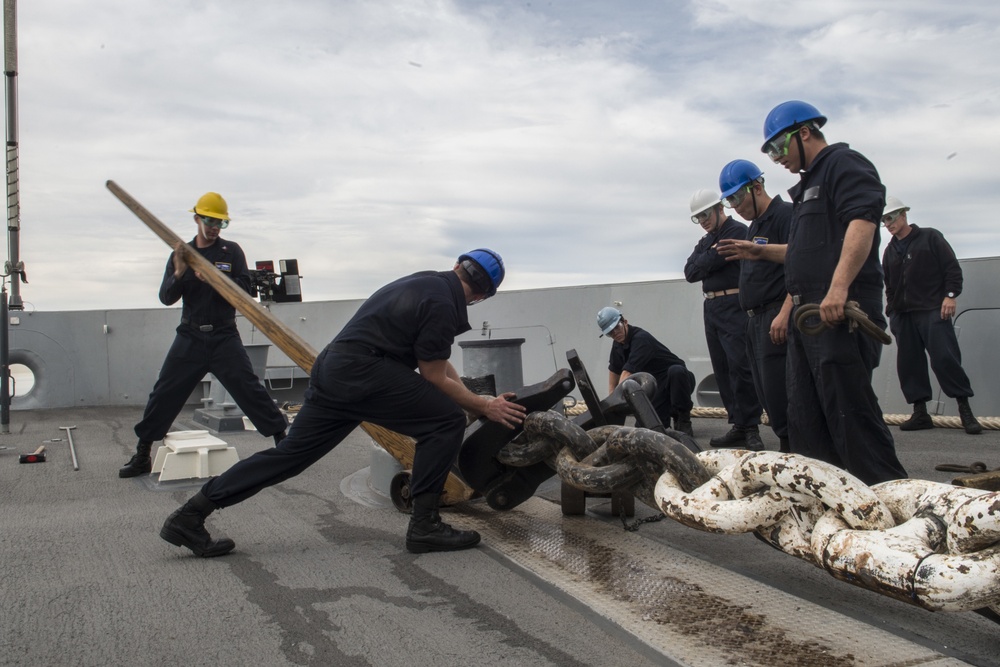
499, 410, 1000, 615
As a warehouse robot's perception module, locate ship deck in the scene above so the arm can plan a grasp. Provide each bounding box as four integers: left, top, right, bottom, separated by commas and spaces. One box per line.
1, 406, 998, 667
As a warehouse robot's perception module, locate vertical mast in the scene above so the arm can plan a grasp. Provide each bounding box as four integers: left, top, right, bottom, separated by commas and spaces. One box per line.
4, 0, 22, 310
1, 0, 15, 433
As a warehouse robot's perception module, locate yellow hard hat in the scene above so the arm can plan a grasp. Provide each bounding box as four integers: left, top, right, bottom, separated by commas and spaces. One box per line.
190, 192, 230, 221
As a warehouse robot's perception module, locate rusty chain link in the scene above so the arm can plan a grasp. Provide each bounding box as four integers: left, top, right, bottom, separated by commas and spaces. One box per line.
498, 409, 1000, 615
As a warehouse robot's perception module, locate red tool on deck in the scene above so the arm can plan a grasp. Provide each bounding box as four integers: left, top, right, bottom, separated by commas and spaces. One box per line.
18, 445, 45, 464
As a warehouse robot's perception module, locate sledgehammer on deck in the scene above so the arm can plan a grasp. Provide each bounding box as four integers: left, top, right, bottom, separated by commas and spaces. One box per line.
19, 445, 45, 463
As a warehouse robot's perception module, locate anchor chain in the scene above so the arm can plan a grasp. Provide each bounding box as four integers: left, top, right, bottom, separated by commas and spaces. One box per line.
498, 409, 1000, 615
499, 413, 709, 510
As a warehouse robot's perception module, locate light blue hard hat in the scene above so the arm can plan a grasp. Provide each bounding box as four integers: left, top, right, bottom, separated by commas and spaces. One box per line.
597, 306, 623, 337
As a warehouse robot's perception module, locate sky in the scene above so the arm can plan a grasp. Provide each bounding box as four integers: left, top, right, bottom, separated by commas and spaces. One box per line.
7, 0, 1000, 311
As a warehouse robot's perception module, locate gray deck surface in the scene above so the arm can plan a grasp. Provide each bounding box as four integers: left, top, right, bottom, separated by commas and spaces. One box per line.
1, 406, 998, 666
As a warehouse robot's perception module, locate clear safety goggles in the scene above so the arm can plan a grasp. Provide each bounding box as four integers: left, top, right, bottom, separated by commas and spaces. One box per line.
723, 184, 752, 208
764, 127, 801, 162
198, 215, 230, 229
882, 210, 905, 227
691, 210, 712, 225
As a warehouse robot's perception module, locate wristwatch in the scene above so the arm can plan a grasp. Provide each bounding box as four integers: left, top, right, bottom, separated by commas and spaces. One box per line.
947, 292, 956, 298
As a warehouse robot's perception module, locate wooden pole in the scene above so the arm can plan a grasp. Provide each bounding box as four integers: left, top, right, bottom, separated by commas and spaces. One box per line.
106, 180, 318, 373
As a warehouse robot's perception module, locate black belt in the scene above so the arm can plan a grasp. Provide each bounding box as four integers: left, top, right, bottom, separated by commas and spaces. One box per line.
790, 285, 883, 305
330, 341, 383, 357
181, 317, 235, 332
746, 301, 784, 318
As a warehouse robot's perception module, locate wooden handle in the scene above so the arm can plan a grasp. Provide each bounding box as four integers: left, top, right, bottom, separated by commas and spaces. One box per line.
107, 180, 319, 374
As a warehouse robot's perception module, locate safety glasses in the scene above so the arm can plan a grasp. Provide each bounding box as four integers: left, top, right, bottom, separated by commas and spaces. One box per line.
198, 215, 230, 229
691, 210, 712, 225
723, 184, 752, 208
764, 127, 801, 162
882, 210, 904, 227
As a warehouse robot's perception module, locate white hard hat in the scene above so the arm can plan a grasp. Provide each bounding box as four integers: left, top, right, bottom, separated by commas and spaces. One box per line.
689, 188, 721, 216
883, 195, 910, 217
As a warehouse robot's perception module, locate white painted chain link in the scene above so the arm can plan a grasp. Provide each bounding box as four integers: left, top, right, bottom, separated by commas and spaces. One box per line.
654, 450, 1000, 612
505, 410, 1000, 614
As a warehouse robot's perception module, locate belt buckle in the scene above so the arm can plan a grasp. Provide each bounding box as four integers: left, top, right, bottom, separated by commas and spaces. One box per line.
747, 308, 755, 317
704, 292, 714, 300
198, 324, 214, 332
791, 295, 801, 306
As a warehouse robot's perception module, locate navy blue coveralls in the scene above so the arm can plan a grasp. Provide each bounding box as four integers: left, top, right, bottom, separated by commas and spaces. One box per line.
202, 270, 470, 507
134, 237, 287, 443
684, 216, 762, 427
739, 197, 792, 441
883, 224, 974, 404
785, 143, 907, 485
609, 325, 695, 427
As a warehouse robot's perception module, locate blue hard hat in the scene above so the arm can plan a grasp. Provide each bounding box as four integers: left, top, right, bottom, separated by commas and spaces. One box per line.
761, 100, 827, 152
597, 306, 623, 337
458, 248, 505, 297
719, 159, 763, 199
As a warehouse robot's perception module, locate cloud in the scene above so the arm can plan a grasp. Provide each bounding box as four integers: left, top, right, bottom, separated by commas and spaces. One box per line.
10, 0, 1000, 310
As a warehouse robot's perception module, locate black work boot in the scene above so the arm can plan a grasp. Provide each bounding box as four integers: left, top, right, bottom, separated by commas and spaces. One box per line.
710, 426, 745, 448
673, 410, 694, 437
742, 425, 764, 452
900, 401, 934, 431
405, 493, 480, 554
118, 440, 153, 478
957, 397, 983, 435
778, 437, 790, 453
160, 492, 236, 557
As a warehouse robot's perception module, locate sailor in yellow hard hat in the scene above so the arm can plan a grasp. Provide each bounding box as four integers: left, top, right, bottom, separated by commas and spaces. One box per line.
118, 192, 288, 478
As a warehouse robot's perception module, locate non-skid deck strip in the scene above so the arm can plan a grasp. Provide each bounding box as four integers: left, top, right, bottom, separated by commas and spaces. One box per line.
461, 497, 968, 667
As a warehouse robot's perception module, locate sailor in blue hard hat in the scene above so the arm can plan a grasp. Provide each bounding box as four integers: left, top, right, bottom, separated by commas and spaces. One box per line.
716, 159, 794, 452
160, 248, 526, 558
760, 100, 827, 174
758, 100, 906, 485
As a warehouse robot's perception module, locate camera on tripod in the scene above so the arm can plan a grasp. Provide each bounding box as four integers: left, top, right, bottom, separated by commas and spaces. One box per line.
250, 259, 302, 303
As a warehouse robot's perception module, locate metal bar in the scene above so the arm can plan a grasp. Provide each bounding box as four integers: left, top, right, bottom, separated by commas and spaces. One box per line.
60, 425, 78, 470
1, 286, 7, 433
0, 0, 21, 433
566, 348, 608, 425
4, 0, 22, 310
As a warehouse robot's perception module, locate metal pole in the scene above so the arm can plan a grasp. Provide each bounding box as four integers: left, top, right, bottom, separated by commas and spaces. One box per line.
4, 0, 22, 310
1, 285, 8, 433
61, 426, 78, 470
